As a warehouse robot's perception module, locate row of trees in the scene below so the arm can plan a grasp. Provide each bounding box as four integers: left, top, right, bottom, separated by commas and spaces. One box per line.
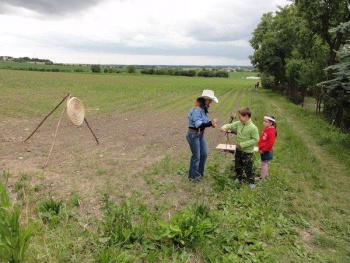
14, 57, 53, 64
91, 65, 134, 73
140, 68, 229, 78
250, 0, 350, 131
4, 66, 72, 72
141, 68, 196, 77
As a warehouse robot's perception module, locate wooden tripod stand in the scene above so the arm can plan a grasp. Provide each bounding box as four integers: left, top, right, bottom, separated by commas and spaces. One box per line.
23, 92, 99, 166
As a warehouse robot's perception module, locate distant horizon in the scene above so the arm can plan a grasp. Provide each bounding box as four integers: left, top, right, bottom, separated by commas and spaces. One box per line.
81, 63, 254, 68
0, 56, 254, 68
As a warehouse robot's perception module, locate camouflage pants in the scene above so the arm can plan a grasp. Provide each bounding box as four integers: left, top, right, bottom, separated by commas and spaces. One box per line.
234, 148, 255, 184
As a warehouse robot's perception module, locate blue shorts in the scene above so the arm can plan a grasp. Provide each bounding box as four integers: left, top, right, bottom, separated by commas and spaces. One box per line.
261, 151, 273, 161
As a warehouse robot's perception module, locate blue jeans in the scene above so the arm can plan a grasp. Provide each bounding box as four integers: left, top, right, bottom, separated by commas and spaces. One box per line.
186, 131, 208, 179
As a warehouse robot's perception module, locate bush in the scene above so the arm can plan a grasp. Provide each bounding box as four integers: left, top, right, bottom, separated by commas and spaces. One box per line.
339, 134, 350, 149
261, 74, 275, 89
127, 65, 136, 74
91, 64, 101, 73
159, 204, 216, 248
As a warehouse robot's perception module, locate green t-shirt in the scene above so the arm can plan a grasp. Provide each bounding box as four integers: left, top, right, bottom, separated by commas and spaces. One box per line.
222, 119, 259, 153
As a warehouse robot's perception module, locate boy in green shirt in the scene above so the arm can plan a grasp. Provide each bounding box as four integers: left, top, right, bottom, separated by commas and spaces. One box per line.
220, 107, 259, 189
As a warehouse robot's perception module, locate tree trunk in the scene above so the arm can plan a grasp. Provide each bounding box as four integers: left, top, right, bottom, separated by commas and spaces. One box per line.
327, 32, 344, 79
327, 48, 337, 80
316, 91, 321, 114
301, 88, 306, 108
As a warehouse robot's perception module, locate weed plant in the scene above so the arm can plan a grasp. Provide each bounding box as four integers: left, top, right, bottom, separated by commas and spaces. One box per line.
38, 198, 63, 225
0, 181, 33, 263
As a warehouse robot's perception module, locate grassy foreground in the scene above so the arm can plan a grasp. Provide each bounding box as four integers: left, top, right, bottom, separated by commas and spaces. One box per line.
1, 70, 349, 262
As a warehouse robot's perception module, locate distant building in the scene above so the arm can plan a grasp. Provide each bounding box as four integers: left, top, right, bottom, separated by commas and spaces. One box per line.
0, 56, 14, 61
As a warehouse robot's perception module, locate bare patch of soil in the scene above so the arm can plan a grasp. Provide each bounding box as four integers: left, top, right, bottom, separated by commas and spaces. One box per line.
294, 226, 321, 249
1, 106, 193, 215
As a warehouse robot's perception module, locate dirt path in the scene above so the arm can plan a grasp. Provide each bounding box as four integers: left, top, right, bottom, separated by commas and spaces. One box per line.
270, 100, 350, 248
272, 104, 350, 240
271, 102, 349, 191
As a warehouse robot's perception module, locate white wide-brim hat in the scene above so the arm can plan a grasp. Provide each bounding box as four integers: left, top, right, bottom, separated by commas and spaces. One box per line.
198, 89, 219, 103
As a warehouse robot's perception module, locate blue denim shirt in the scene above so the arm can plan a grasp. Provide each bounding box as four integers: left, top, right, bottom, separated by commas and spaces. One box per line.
188, 107, 210, 128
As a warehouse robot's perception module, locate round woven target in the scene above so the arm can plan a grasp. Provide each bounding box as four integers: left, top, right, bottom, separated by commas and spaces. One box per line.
66, 97, 85, 126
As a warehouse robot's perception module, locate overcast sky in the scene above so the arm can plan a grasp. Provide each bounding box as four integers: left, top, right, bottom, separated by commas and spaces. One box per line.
0, 0, 290, 66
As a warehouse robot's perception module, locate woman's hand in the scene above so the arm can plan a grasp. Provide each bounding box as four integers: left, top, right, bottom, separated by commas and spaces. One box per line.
212, 118, 218, 127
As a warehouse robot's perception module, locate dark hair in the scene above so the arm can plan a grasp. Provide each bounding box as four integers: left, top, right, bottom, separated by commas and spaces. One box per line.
265, 114, 277, 137
238, 107, 251, 117
195, 97, 209, 113
196, 97, 206, 108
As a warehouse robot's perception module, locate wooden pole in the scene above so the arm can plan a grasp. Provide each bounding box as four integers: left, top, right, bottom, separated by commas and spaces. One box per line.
45, 106, 66, 167
84, 117, 99, 144
226, 132, 232, 151
24, 92, 71, 142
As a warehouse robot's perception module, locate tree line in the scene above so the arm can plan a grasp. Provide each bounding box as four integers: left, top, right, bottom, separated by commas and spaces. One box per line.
92, 65, 230, 78
250, 0, 350, 131
13, 57, 53, 64
140, 68, 229, 78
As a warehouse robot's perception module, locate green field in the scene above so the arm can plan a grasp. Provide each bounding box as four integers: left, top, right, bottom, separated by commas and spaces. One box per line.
1, 69, 349, 262
0, 61, 128, 73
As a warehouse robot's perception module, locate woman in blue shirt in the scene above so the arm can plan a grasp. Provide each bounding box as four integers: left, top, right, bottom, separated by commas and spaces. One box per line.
187, 90, 218, 181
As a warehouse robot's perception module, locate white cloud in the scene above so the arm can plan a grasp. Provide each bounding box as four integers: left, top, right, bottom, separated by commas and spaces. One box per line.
0, 0, 290, 65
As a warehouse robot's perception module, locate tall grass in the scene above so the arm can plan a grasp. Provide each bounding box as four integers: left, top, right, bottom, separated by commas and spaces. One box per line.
0, 181, 33, 263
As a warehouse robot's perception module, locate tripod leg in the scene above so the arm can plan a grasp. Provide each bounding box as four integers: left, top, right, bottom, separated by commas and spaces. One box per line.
45, 106, 66, 167
24, 92, 71, 142
84, 117, 99, 145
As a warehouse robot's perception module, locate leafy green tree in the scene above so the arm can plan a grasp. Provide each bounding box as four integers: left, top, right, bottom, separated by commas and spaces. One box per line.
250, 4, 329, 106
250, 6, 300, 96
321, 21, 350, 130
127, 65, 136, 74
285, 33, 328, 106
250, 6, 303, 90
293, 0, 350, 78
250, 12, 280, 85
91, 64, 101, 73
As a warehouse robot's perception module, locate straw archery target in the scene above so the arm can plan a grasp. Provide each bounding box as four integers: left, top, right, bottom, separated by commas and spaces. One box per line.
67, 97, 85, 126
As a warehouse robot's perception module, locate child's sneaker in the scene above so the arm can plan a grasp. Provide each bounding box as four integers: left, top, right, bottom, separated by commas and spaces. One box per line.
249, 183, 256, 189
234, 178, 242, 184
